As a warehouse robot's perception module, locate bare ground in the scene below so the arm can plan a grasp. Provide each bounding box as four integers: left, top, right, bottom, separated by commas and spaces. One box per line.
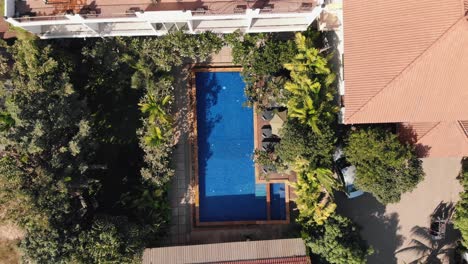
336, 157, 463, 264
0, 223, 23, 264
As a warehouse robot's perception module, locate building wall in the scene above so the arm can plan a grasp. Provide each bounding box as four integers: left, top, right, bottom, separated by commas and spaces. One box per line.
6, 6, 323, 38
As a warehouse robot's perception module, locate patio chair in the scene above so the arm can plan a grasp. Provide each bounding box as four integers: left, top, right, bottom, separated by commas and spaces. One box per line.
262, 165, 277, 174
261, 125, 272, 138
262, 138, 279, 152
261, 108, 274, 121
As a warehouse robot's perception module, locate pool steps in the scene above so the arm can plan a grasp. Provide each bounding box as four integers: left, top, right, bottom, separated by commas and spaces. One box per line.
254, 184, 267, 198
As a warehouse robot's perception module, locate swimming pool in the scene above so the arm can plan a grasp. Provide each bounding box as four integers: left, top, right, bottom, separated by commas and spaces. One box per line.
195, 71, 286, 223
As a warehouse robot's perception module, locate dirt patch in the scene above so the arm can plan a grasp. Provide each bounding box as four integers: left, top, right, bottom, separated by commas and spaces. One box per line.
0, 223, 23, 264
0, 223, 24, 241
0, 240, 20, 264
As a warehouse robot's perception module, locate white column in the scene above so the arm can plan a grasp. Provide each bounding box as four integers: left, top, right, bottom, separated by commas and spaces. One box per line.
66, 14, 99, 35
245, 8, 260, 32
135, 12, 158, 35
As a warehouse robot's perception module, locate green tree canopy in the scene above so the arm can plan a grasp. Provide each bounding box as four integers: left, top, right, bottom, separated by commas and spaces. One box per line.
276, 119, 335, 169
283, 32, 338, 134
454, 159, 468, 248
303, 214, 373, 264
345, 127, 424, 204
0, 32, 225, 263
225, 31, 295, 109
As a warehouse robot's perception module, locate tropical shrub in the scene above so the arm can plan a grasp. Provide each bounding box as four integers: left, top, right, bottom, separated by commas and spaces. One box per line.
0, 32, 224, 263
293, 165, 338, 226
226, 31, 295, 109
454, 159, 468, 248
284, 32, 338, 134
345, 127, 424, 204
303, 214, 373, 264
253, 149, 287, 176
276, 119, 335, 169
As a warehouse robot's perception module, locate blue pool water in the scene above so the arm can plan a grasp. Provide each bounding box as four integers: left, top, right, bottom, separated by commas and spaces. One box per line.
196, 72, 286, 222
271, 183, 286, 220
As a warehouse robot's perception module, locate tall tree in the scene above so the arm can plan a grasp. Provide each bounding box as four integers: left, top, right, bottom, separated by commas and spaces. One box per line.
284, 32, 338, 134
454, 159, 468, 247
345, 127, 424, 204
303, 214, 373, 264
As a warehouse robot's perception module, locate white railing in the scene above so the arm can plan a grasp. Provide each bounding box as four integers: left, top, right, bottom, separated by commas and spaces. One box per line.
6, 5, 323, 38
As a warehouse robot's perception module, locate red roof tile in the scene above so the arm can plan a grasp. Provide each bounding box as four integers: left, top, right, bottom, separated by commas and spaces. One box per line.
216, 256, 310, 264
399, 122, 468, 157
343, 0, 467, 124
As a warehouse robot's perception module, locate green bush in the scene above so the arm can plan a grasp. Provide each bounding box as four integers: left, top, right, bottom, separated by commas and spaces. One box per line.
303, 214, 373, 264
0, 32, 224, 263
276, 119, 335, 169
454, 159, 468, 248
226, 31, 295, 109
284, 32, 338, 134
345, 127, 424, 204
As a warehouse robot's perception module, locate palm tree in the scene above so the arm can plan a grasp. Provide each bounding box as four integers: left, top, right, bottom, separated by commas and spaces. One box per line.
144, 126, 166, 147
138, 94, 171, 124
292, 159, 339, 194
395, 226, 451, 264
292, 161, 339, 225
283, 32, 338, 134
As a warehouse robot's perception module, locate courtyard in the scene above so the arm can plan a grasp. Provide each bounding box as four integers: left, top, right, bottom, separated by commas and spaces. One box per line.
336, 157, 463, 263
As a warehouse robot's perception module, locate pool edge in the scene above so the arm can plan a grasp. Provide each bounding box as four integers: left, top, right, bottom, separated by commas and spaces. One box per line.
189, 65, 291, 228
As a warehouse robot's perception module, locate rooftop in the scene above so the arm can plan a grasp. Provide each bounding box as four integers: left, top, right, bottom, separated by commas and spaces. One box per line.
142, 238, 308, 264
342, 0, 468, 124
16, 0, 317, 18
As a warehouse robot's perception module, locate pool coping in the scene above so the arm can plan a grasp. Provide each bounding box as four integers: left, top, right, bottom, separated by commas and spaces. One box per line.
189, 66, 290, 228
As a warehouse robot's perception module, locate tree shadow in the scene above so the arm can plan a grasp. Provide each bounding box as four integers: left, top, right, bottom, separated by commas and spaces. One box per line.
396, 202, 459, 263
195, 71, 223, 169
335, 192, 403, 264
397, 123, 432, 158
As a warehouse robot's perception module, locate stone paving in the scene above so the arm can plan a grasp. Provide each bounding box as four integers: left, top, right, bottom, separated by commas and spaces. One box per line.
336, 157, 463, 264
166, 136, 192, 245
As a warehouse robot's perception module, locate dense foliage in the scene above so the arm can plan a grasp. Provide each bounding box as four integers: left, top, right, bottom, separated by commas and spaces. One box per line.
0, 32, 223, 263
345, 127, 424, 204
293, 166, 337, 225
226, 31, 295, 109
234, 30, 374, 263
284, 33, 338, 134
276, 119, 335, 169
454, 159, 468, 248
303, 214, 373, 264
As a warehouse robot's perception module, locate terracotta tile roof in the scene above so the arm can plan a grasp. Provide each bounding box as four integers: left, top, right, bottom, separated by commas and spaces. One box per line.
343, 0, 467, 124
216, 256, 310, 264
460, 120, 468, 137
142, 239, 307, 264
399, 122, 468, 157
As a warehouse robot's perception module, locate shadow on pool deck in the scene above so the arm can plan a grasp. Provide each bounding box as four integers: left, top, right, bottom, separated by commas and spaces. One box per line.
335, 192, 403, 264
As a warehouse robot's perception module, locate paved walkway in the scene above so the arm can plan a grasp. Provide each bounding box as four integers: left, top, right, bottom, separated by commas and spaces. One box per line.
164, 66, 193, 246
336, 157, 463, 264
164, 48, 233, 245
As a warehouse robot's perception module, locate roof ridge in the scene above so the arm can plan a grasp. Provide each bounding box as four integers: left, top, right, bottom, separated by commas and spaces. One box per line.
458, 121, 468, 138
416, 122, 442, 143
461, 0, 467, 15
345, 16, 467, 123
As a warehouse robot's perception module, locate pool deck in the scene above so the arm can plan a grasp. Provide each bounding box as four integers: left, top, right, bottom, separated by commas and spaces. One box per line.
189, 66, 291, 227
164, 49, 298, 246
